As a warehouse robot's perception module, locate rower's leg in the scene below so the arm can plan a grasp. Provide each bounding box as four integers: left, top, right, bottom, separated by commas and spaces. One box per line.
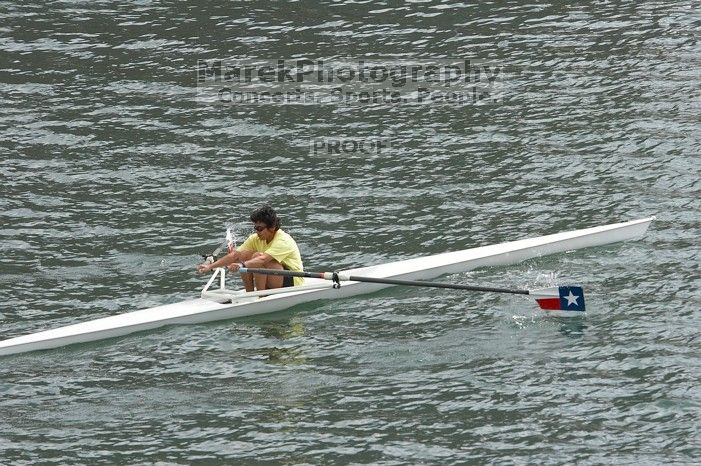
234, 251, 257, 292
240, 272, 255, 292
235, 251, 285, 290
254, 260, 284, 290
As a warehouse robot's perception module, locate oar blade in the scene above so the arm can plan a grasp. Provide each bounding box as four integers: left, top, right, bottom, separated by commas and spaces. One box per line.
532, 286, 586, 312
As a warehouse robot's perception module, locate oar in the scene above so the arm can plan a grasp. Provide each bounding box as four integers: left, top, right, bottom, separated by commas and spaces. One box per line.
202, 227, 237, 264
238, 267, 586, 312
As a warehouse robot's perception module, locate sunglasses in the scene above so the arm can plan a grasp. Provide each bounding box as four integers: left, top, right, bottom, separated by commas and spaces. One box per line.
253, 225, 268, 232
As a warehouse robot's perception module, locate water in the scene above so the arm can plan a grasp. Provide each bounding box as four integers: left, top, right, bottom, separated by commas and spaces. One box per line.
1, 0, 699, 463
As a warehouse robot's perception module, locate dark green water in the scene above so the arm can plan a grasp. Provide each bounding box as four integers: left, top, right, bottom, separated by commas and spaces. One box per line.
1, 1, 699, 464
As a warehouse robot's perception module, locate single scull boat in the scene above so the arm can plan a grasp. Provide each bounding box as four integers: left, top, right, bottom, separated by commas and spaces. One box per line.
0, 217, 654, 356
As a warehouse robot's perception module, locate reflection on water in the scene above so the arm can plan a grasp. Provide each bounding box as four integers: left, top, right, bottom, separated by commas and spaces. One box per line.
557, 319, 588, 338
261, 318, 306, 341
264, 346, 306, 365
260, 318, 307, 365
0, 0, 698, 463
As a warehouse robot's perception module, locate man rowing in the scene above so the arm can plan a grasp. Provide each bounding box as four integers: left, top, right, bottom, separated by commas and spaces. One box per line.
197, 206, 304, 291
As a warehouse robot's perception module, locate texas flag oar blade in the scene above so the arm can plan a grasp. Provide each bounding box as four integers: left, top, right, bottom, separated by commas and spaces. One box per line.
531, 286, 586, 312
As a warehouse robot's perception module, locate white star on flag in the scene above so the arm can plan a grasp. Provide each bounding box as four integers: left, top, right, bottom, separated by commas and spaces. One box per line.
564, 290, 580, 307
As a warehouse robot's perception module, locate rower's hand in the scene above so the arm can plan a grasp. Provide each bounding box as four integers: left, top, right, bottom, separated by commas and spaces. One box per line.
197, 263, 213, 274
227, 263, 241, 272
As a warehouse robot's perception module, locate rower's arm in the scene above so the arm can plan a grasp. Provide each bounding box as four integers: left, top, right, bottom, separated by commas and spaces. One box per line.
238, 252, 273, 269
199, 251, 240, 272
211, 252, 241, 268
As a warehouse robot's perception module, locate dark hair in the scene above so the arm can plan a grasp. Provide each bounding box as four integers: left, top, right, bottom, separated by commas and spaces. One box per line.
250, 205, 281, 229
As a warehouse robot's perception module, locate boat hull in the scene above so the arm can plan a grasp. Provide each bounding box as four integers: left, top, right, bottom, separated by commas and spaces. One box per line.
0, 217, 654, 356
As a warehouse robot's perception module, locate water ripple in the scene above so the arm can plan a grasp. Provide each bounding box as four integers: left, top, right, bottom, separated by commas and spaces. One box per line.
1, 0, 699, 463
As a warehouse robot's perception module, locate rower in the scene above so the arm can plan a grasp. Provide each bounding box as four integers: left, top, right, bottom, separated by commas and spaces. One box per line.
197, 206, 304, 291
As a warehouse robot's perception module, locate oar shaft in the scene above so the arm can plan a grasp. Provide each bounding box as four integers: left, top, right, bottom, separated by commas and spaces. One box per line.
347, 275, 529, 295
239, 267, 530, 295
240, 268, 329, 279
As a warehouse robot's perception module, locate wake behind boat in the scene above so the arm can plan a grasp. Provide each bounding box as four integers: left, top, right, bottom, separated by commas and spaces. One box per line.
0, 217, 655, 356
